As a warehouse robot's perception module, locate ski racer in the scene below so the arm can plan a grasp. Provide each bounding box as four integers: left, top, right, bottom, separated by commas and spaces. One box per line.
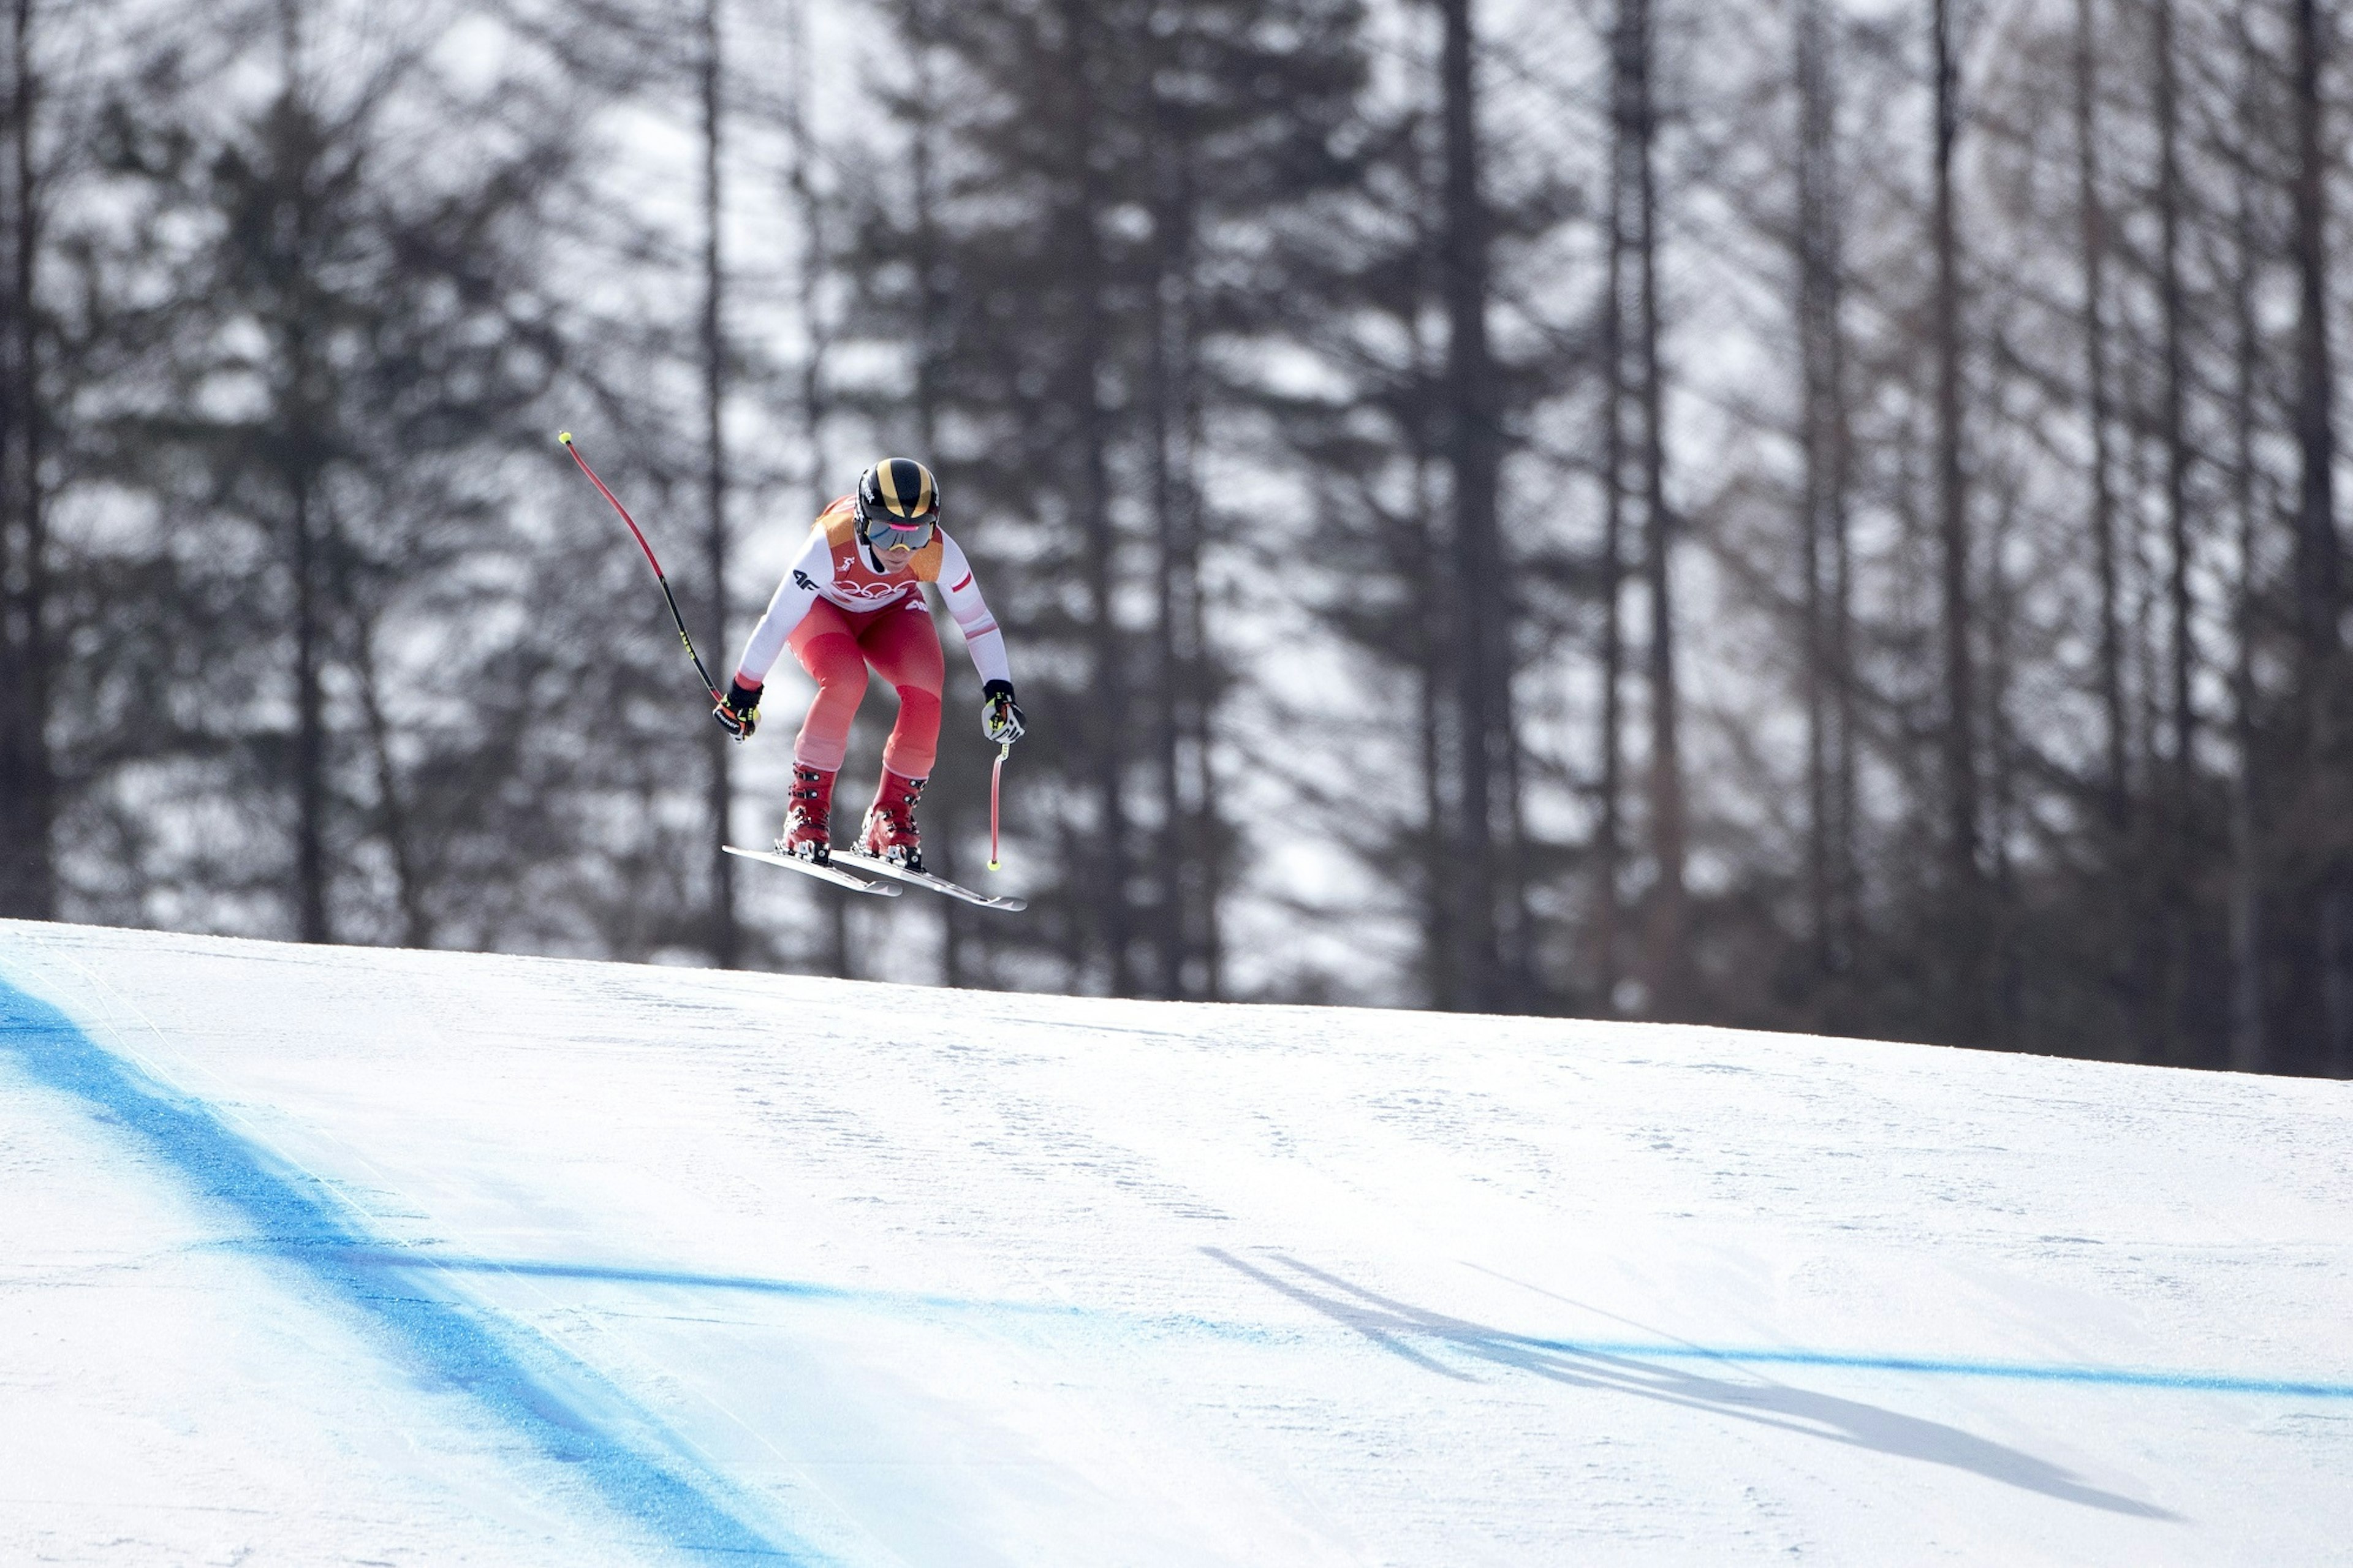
712, 458, 1025, 871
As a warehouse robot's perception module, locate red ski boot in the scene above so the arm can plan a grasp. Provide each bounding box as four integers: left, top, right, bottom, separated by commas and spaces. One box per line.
778, 764, 837, 862
858, 768, 928, 871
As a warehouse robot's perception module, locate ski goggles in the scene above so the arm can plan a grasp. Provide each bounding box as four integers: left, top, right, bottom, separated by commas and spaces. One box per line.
863, 517, 935, 553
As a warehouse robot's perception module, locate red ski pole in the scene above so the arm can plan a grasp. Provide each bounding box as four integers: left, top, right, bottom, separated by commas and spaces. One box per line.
988, 741, 1010, 871
558, 431, 723, 703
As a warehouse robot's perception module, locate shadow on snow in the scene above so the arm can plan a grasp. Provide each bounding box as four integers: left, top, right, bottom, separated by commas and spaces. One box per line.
1205, 1248, 2178, 1520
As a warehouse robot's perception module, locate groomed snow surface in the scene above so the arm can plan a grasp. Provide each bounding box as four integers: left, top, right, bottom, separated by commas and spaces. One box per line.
2, 920, 2348, 1566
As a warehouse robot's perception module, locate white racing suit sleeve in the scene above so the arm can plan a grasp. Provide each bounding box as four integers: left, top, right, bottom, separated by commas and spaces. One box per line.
935, 533, 1012, 687
733, 529, 835, 686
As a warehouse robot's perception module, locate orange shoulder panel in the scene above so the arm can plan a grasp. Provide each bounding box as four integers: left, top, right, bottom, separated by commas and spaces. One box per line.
907, 534, 947, 582
818, 496, 858, 548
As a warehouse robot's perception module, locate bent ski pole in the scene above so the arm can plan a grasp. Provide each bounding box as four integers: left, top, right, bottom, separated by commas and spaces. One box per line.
988, 741, 1010, 871
558, 431, 722, 702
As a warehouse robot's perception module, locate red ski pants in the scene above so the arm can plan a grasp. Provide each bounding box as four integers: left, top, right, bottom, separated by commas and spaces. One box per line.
787, 596, 944, 779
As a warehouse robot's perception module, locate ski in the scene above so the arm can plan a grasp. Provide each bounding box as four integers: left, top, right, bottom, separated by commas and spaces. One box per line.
825, 849, 1028, 912
722, 844, 903, 896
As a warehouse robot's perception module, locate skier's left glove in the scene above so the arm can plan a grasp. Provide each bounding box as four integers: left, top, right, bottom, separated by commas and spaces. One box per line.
981, 680, 1025, 744
713, 676, 762, 741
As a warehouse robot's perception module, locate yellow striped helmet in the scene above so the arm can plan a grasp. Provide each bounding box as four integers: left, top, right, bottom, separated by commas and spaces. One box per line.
854, 458, 940, 548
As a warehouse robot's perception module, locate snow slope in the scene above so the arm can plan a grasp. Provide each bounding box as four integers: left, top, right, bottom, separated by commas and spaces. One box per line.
2, 919, 2348, 1566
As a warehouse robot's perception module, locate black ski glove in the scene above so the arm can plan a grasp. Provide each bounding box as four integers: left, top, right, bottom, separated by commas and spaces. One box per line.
713, 676, 762, 740
982, 680, 1026, 744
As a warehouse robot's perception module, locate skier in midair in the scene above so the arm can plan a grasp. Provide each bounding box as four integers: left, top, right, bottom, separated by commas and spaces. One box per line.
711, 458, 1025, 871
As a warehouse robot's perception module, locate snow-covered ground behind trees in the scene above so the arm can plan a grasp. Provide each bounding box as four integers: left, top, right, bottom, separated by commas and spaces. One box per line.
2, 918, 2348, 1564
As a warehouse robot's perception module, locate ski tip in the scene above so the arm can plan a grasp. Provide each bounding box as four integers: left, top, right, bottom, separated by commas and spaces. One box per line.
556, 430, 572, 445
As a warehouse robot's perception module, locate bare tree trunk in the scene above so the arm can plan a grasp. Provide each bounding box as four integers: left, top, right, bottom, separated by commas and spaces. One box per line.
1499, 672, 1534, 1004
1608, 0, 1684, 1020
2156, 0, 2194, 803
1795, 0, 1851, 987
899, 0, 963, 987
1416, 445, 1455, 1007
784, 0, 850, 979
1988, 482, 2020, 1044
2154, 0, 2196, 1061
0, 0, 53, 922
1636, 130, 1683, 1021
1440, 0, 1505, 1010
273, 21, 332, 947
1830, 417, 1859, 990
1824, 93, 1859, 999
1410, 165, 1455, 1009
2074, 6, 2126, 834
1183, 377, 1220, 1000
1932, 0, 1985, 1040
290, 470, 332, 944
1800, 187, 1831, 994
2292, 0, 2339, 687
699, 0, 739, 970
317, 482, 426, 950
2131, 411, 2164, 811
1148, 253, 1184, 1001
1145, 47, 1209, 999
1081, 387, 1131, 996
1173, 214, 1220, 1001
2229, 116, 2264, 1072
1595, 200, 1626, 1015
2292, 0, 2351, 1074
1058, 0, 1134, 995
2074, 0, 2133, 1056
352, 618, 430, 949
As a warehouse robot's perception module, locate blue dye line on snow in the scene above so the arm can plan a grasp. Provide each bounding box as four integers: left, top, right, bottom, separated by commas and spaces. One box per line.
0, 971, 810, 1564
306, 1250, 1269, 1346
309, 1249, 1293, 1345
330, 1252, 1097, 1314
1504, 1338, 2353, 1399
320, 1251, 2353, 1403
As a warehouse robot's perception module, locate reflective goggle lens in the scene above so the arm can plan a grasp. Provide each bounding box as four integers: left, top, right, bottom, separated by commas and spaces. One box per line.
867, 518, 934, 551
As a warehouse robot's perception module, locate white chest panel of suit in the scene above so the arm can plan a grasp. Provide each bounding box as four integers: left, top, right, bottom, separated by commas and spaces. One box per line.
732, 500, 1011, 690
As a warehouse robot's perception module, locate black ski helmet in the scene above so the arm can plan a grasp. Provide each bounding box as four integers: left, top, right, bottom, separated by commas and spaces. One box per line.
854, 458, 940, 540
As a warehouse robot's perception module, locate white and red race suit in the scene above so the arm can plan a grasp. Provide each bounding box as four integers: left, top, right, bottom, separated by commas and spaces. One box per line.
730, 496, 1011, 777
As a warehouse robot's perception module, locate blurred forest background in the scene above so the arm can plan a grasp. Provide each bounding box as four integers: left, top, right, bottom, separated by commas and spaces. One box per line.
4, 0, 2352, 1077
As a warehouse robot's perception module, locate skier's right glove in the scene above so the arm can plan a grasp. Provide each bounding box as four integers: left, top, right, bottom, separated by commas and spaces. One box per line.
713, 676, 762, 741
982, 680, 1026, 744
